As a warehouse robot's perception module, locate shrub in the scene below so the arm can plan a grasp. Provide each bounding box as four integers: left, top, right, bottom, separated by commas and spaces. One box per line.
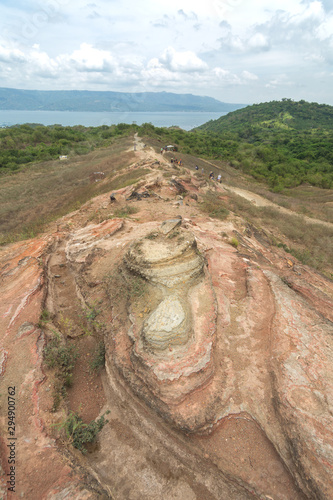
44, 332, 78, 410
55, 410, 110, 453
90, 342, 106, 372
229, 237, 239, 248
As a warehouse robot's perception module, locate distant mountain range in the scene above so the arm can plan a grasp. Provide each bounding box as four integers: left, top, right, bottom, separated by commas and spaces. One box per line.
0, 87, 245, 113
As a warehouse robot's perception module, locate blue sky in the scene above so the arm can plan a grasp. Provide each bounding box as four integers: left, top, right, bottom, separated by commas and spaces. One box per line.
0, 0, 332, 104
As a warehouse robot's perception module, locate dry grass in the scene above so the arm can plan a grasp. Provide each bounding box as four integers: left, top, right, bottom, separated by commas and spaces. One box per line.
227, 192, 333, 276
0, 136, 138, 244
174, 150, 333, 225
200, 191, 229, 220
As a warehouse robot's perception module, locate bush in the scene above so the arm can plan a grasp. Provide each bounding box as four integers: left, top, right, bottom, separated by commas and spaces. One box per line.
44, 333, 78, 375
229, 237, 239, 248
55, 410, 110, 453
44, 332, 78, 410
90, 342, 106, 372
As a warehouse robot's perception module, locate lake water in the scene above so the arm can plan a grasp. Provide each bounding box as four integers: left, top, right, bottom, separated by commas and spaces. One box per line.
0, 110, 226, 131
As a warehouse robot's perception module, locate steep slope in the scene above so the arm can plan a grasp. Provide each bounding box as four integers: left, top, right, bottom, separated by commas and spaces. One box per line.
193, 99, 333, 190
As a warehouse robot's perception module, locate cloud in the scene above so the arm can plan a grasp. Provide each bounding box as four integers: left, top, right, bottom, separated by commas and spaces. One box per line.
88, 10, 101, 19
65, 43, 116, 72
154, 47, 208, 73
219, 30, 269, 53
0, 0, 332, 104
213, 67, 242, 85
315, 13, 333, 40
0, 44, 25, 63
247, 33, 270, 51
177, 9, 198, 21
242, 70, 259, 80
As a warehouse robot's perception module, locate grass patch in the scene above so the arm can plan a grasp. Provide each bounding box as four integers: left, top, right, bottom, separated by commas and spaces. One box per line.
127, 274, 147, 298
229, 237, 239, 248
104, 168, 150, 192
38, 308, 51, 327
200, 191, 229, 220
114, 205, 138, 218
145, 231, 158, 240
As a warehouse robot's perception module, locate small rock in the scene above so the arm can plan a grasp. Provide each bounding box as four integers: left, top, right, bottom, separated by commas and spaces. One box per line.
160, 218, 182, 235
16, 322, 35, 339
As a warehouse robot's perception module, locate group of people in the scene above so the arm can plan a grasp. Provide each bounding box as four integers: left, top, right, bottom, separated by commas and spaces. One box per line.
171, 158, 183, 165
195, 165, 222, 183
209, 171, 222, 183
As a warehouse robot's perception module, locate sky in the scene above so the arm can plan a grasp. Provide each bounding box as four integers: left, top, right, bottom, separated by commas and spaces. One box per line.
0, 0, 332, 105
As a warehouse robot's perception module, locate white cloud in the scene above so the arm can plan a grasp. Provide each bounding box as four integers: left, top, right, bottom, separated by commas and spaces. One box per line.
64, 43, 116, 72
155, 47, 208, 73
0, 44, 25, 63
242, 70, 259, 80
213, 67, 242, 85
0, 0, 332, 104
247, 33, 270, 50
315, 13, 333, 40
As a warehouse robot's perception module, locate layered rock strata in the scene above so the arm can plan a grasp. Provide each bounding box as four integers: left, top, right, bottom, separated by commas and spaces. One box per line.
120, 221, 217, 406
2, 163, 333, 499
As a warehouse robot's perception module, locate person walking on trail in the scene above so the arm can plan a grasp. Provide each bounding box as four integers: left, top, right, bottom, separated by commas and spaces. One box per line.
201, 168, 204, 174
217, 174, 222, 183
195, 165, 199, 170
209, 171, 214, 180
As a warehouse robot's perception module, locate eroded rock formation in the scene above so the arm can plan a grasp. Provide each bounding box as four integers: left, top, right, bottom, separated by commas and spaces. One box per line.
119, 223, 216, 407
1, 151, 333, 500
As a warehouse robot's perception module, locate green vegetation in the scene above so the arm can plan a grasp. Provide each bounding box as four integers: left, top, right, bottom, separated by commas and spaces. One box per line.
90, 342, 106, 372
44, 332, 78, 411
137, 100, 333, 191
54, 410, 109, 453
0, 122, 135, 174
114, 205, 138, 218
79, 302, 105, 336
2, 100, 332, 193
229, 237, 239, 248
38, 308, 50, 327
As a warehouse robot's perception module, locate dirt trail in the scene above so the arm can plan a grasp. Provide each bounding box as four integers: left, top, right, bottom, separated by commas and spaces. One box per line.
197, 156, 333, 229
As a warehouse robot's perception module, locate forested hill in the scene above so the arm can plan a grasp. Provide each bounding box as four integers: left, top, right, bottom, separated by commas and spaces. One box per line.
0, 87, 245, 112
192, 99, 333, 190
197, 99, 333, 133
